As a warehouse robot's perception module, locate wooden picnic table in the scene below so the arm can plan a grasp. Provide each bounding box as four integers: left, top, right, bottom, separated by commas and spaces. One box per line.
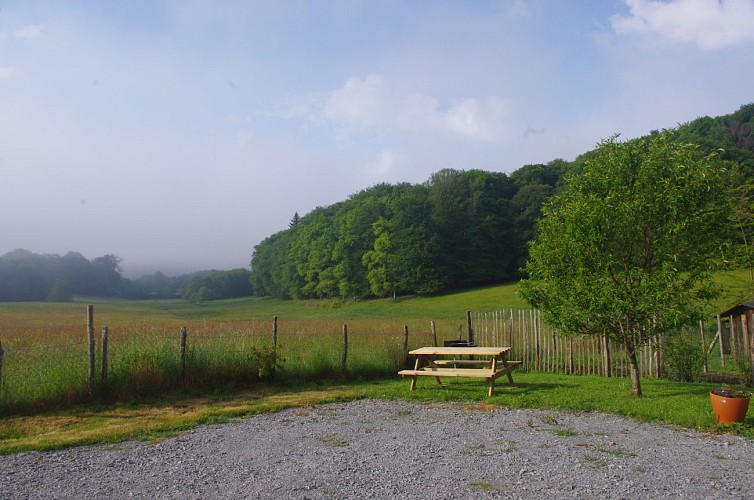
398, 346, 520, 397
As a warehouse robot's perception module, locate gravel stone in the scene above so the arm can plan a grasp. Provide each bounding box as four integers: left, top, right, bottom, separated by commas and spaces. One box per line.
1, 399, 753, 499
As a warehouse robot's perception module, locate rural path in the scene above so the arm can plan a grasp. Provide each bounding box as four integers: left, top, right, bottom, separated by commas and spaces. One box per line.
2, 399, 753, 499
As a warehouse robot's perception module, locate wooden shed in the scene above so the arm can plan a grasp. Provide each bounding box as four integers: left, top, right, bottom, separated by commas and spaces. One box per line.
718, 301, 754, 355
716, 302, 754, 385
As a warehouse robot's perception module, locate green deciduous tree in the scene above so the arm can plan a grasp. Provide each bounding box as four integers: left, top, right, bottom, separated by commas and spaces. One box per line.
362, 217, 398, 297
47, 278, 73, 302
183, 269, 253, 302
727, 164, 754, 288
519, 133, 730, 397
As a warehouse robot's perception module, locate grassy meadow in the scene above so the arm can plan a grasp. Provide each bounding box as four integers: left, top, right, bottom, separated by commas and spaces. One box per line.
0, 282, 529, 413
1, 272, 754, 452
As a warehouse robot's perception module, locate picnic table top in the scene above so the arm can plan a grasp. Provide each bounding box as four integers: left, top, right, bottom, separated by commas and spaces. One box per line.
408, 346, 511, 356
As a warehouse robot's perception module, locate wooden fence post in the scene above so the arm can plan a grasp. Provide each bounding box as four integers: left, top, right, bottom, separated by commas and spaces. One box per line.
87, 305, 95, 397
699, 319, 707, 374
748, 320, 754, 386
744, 312, 752, 357
431, 321, 437, 347
466, 310, 474, 345
602, 336, 611, 377
730, 315, 737, 361
273, 316, 278, 348
717, 314, 725, 368
403, 325, 409, 355
508, 309, 513, 351
654, 333, 665, 379
341, 324, 348, 374
748, 312, 754, 387
180, 326, 187, 384
0, 339, 4, 397
529, 309, 542, 370
403, 325, 410, 368
101, 326, 109, 385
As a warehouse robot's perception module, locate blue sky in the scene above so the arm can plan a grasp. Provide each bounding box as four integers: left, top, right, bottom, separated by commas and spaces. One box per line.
2, 0, 753, 276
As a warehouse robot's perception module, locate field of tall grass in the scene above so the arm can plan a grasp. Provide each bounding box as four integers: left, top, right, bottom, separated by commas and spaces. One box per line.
0, 294, 497, 414
0, 272, 751, 416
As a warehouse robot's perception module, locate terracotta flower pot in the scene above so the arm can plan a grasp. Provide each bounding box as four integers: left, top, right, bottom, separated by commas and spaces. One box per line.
710, 389, 751, 424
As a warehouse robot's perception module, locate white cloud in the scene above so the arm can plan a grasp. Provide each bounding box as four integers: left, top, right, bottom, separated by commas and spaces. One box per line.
324, 74, 390, 129
13, 23, 46, 40
612, 0, 754, 49
364, 149, 398, 177
446, 97, 508, 141
323, 74, 507, 141
0, 66, 23, 80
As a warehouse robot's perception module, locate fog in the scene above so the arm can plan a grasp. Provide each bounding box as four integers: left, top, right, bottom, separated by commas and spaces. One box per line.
2, 1, 753, 277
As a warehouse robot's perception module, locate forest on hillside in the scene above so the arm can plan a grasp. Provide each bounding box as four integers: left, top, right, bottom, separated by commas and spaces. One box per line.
0, 249, 251, 302
249, 103, 754, 300
2, 103, 753, 302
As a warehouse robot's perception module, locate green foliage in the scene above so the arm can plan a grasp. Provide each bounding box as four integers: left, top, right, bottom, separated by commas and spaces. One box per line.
520, 132, 731, 396
47, 279, 73, 302
663, 331, 706, 382
0, 250, 129, 302
131, 271, 192, 299
253, 345, 281, 380
676, 103, 754, 175
732, 342, 753, 387
251, 170, 530, 300
248, 104, 754, 302
182, 269, 253, 303
363, 218, 397, 297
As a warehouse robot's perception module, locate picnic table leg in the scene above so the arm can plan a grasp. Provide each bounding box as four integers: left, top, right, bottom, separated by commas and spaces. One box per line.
502, 357, 515, 387
409, 356, 421, 391
425, 356, 443, 385
488, 378, 495, 397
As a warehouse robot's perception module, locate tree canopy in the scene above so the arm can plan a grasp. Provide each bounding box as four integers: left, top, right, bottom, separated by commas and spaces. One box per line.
249, 168, 553, 299
519, 132, 731, 397
248, 104, 754, 302
0, 250, 128, 301
182, 269, 254, 302
3, 103, 753, 303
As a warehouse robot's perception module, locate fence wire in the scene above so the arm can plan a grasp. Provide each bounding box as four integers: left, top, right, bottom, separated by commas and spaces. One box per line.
0, 309, 738, 411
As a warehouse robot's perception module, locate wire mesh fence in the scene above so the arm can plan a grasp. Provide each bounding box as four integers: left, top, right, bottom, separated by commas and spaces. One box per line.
0, 315, 443, 412
0, 306, 743, 412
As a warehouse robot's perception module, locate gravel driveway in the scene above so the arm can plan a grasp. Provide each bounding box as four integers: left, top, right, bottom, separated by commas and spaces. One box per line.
2, 399, 753, 499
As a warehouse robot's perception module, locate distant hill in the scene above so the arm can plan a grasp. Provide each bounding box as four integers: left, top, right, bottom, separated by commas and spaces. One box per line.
0, 249, 252, 303
250, 103, 754, 301
675, 103, 754, 174
3, 104, 752, 303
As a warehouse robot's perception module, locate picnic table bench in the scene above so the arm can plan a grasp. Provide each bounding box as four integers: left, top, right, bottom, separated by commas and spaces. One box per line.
398, 346, 520, 396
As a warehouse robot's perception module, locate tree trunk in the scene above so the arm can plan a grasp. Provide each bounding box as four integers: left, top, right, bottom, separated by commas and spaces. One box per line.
626, 337, 642, 397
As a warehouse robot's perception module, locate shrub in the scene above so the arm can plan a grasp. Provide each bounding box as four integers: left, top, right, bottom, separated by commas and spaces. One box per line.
733, 346, 753, 387
663, 331, 705, 382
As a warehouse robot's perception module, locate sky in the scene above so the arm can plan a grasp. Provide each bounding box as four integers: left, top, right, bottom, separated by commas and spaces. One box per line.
2, 0, 754, 277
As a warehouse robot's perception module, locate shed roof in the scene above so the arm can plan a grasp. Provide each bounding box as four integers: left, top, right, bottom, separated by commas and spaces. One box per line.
719, 301, 754, 318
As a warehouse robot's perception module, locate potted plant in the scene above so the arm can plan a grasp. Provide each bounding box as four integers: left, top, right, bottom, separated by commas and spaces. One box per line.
710, 388, 752, 424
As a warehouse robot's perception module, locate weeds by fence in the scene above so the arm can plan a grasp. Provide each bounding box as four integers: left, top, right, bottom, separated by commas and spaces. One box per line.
0, 305, 742, 414
470, 309, 740, 381
0, 307, 432, 413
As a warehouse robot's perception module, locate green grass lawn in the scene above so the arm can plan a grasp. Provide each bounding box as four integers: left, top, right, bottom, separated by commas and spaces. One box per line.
3, 268, 748, 322
1, 273, 753, 454
72, 268, 754, 321
61, 281, 528, 321
1, 371, 751, 455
